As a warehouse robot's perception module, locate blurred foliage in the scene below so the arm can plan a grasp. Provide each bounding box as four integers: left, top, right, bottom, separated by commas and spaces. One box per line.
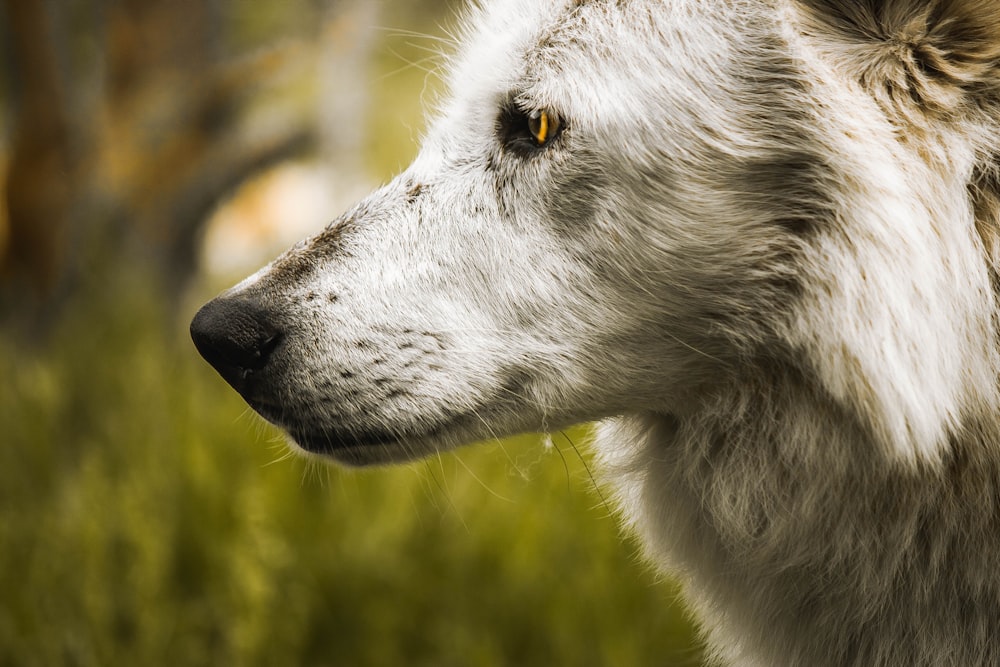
0, 0, 706, 664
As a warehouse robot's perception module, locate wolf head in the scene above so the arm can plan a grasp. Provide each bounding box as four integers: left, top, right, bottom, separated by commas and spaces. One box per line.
192, 0, 1000, 467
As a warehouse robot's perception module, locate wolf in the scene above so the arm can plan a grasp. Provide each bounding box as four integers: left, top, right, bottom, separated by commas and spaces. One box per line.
191, 0, 1000, 664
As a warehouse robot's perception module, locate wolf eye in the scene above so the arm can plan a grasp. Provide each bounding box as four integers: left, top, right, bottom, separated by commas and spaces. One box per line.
527, 109, 559, 146
497, 103, 564, 153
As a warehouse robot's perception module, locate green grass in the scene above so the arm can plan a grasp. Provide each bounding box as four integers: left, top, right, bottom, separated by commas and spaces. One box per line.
0, 279, 705, 666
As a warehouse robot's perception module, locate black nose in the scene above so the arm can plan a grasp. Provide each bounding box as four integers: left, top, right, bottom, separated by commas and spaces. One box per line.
190, 296, 283, 394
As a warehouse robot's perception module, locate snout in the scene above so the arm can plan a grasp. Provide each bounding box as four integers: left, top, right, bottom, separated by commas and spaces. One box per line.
190, 295, 283, 398
189, 289, 465, 463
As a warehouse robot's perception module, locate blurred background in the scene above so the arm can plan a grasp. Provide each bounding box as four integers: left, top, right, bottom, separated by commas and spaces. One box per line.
0, 0, 705, 664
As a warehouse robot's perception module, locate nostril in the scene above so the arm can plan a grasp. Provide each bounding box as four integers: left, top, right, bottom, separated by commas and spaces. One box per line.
190, 296, 283, 392
255, 333, 282, 366
242, 332, 283, 374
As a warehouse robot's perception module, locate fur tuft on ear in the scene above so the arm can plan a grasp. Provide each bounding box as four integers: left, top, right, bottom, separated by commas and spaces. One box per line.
800, 0, 1000, 117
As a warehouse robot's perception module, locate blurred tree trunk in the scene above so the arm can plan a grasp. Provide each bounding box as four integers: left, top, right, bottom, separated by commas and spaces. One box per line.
1, 0, 319, 325
2, 0, 75, 297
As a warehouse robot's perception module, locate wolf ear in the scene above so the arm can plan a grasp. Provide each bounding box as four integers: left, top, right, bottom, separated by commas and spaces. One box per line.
799, 0, 1000, 117
803, 1, 1000, 289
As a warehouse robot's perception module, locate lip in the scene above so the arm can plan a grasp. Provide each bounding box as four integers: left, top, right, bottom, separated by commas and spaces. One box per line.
285, 413, 471, 464
289, 428, 400, 454
242, 397, 287, 426
242, 392, 453, 458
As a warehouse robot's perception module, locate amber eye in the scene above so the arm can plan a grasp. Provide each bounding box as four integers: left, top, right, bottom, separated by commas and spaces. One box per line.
527, 109, 560, 146
496, 102, 564, 154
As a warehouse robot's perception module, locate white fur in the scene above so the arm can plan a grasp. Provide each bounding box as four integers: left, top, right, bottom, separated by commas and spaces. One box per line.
197, 1, 1000, 664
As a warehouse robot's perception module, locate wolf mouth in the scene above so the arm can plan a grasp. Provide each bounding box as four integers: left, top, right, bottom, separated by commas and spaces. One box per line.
288, 428, 401, 454
246, 400, 439, 456
288, 430, 399, 454
249, 369, 534, 459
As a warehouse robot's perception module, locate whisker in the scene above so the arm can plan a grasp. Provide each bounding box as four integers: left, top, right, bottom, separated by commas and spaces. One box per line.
561, 430, 613, 516
263, 442, 298, 467
425, 450, 472, 533
546, 431, 574, 493
452, 451, 514, 503
372, 26, 458, 47
377, 49, 444, 80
